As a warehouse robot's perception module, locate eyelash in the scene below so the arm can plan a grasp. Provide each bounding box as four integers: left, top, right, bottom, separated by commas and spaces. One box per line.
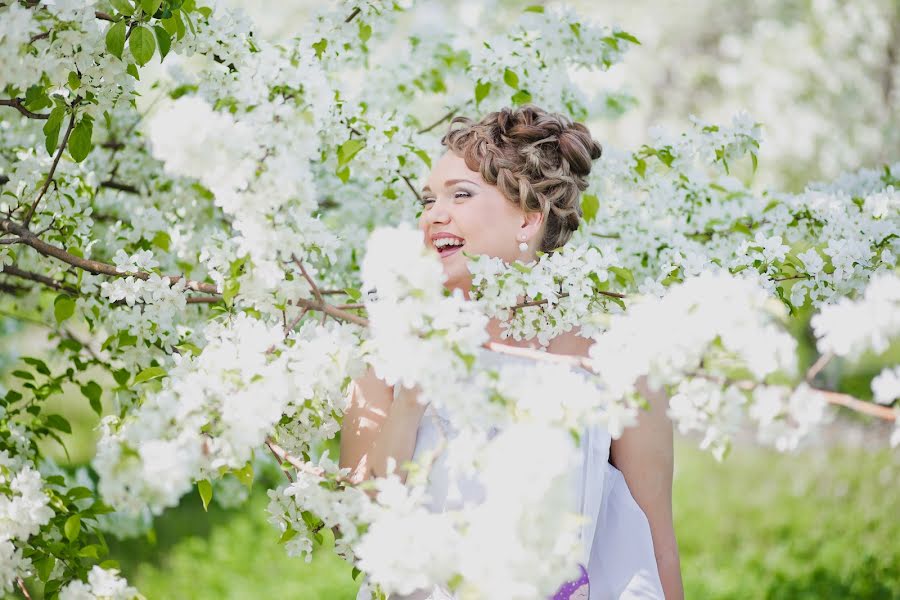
421, 191, 471, 206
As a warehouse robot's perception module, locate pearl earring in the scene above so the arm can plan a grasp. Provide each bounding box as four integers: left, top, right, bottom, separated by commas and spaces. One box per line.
518, 239, 528, 252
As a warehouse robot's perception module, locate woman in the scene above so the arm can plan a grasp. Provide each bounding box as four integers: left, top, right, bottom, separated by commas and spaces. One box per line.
340, 105, 683, 600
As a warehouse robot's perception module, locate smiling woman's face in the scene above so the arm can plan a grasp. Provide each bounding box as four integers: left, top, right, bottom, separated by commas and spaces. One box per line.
417, 151, 544, 295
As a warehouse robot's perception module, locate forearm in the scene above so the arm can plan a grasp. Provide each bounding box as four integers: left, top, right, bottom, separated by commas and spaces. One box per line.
651, 519, 683, 599
362, 395, 428, 483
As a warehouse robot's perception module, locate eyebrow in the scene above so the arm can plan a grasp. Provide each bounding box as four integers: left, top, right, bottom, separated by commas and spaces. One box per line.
421, 178, 481, 193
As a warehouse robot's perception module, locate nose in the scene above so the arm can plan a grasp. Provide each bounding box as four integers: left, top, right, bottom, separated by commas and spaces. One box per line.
421, 198, 450, 228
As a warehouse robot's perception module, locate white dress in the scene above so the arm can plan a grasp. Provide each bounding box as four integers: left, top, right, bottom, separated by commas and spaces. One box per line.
357, 348, 664, 600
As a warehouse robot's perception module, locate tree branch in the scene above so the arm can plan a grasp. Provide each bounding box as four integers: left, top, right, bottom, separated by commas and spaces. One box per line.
0, 98, 50, 120
1, 264, 79, 295
417, 104, 467, 135
0, 218, 220, 295
23, 110, 76, 227
100, 179, 140, 194
401, 175, 421, 201
344, 7, 361, 23
291, 254, 323, 305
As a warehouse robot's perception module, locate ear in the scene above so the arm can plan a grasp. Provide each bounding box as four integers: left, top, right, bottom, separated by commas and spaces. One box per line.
521, 210, 544, 241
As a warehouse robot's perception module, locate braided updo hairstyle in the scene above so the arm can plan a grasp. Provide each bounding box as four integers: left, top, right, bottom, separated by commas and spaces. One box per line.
441, 104, 602, 253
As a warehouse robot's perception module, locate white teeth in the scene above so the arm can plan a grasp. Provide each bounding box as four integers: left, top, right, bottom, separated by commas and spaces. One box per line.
434, 238, 464, 248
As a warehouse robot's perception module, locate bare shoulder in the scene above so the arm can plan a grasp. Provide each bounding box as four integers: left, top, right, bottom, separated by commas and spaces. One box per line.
546, 327, 594, 359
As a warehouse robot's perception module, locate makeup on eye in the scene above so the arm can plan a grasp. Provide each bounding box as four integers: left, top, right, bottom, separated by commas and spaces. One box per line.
418, 189, 473, 206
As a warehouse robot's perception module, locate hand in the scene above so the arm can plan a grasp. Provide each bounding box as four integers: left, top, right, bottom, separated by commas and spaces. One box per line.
394, 383, 428, 410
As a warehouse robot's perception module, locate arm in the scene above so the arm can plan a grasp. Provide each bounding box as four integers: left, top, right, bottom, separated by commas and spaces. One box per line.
610, 376, 683, 600
339, 366, 428, 487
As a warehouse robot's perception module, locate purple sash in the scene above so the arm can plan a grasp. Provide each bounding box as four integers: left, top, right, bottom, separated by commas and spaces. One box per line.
551, 564, 589, 599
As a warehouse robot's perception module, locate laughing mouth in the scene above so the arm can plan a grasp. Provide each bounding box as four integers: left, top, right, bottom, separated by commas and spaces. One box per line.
433, 237, 465, 257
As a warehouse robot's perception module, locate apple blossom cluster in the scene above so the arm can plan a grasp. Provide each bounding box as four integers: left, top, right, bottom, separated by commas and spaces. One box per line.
468, 244, 626, 345
354, 422, 583, 600
266, 451, 374, 563
469, 5, 637, 118
0, 465, 54, 595
584, 272, 831, 457
58, 566, 140, 600
94, 313, 363, 516
576, 113, 899, 314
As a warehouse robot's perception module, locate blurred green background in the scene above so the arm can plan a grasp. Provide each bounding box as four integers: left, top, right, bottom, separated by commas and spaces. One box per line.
103, 439, 900, 599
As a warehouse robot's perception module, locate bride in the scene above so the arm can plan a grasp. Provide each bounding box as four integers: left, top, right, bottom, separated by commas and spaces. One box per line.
340, 105, 683, 600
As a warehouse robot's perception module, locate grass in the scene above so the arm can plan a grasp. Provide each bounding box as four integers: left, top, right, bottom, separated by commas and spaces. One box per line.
92, 438, 900, 600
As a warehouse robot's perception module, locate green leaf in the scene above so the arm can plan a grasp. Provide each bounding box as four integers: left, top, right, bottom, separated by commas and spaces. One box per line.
36, 556, 56, 582
337, 139, 366, 167
613, 31, 641, 45
46, 413, 72, 434
197, 479, 212, 511
474, 80, 491, 105
126, 62, 141, 80
113, 368, 130, 386
279, 527, 298, 543
411, 148, 431, 168
358, 21, 372, 43
133, 366, 166, 384
69, 118, 93, 163
105, 20, 127, 59
22, 357, 51, 375
336, 165, 350, 183
67, 71, 81, 90
153, 25, 171, 60
581, 193, 599, 222
64, 514, 81, 541
78, 544, 101, 558
608, 266, 634, 286
510, 89, 532, 105
511, 261, 532, 274
12, 370, 34, 380
54, 294, 76, 324
312, 38, 328, 59
151, 230, 171, 251
81, 381, 103, 416
43, 107, 65, 156
129, 26, 156, 66
233, 463, 254, 489
141, 0, 162, 16
109, 0, 134, 15
503, 68, 519, 89
524, 5, 545, 12
750, 152, 758, 176
223, 278, 240, 308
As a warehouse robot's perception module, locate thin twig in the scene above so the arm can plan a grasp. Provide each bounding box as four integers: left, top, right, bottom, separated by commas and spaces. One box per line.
417, 107, 460, 134
0, 98, 49, 120
292, 296, 369, 327
401, 175, 421, 201
16, 576, 32, 600
283, 306, 310, 336
23, 110, 76, 227
291, 254, 324, 305
1, 264, 79, 294
265, 439, 294, 483
805, 352, 833, 383
344, 7, 361, 22
100, 180, 140, 194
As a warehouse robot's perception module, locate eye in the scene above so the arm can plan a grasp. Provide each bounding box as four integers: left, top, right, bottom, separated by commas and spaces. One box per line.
420, 197, 435, 207
454, 191, 471, 199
